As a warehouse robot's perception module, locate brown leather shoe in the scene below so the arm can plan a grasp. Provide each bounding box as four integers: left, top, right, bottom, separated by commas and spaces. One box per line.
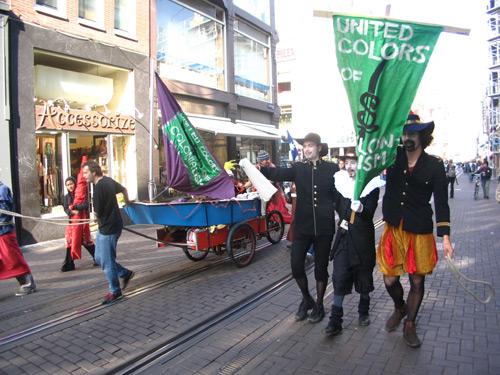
385, 304, 407, 332
403, 320, 422, 348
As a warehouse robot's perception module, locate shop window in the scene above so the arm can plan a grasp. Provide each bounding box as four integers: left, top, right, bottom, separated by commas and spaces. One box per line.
238, 138, 273, 164
234, 19, 271, 102
278, 82, 291, 93
37, 135, 64, 215
35, 0, 66, 18
111, 135, 136, 200
157, 0, 226, 90
79, 0, 104, 28
279, 105, 292, 127
115, 0, 136, 36
233, 0, 270, 25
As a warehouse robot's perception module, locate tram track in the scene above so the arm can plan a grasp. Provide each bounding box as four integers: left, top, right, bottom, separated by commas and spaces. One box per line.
112, 269, 297, 375
0, 216, 386, 353
0, 236, 281, 348
111, 217, 386, 374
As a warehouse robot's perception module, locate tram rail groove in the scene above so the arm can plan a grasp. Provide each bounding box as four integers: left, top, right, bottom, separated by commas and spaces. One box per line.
110, 270, 297, 375
111, 217, 385, 375
0, 237, 281, 348
0, 217, 384, 353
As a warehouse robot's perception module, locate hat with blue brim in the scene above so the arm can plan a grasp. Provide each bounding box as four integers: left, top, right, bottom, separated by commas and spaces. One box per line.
403, 112, 434, 133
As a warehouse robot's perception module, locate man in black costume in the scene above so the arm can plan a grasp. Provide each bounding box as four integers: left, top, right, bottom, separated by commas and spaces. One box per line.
324, 153, 383, 336
260, 133, 339, 323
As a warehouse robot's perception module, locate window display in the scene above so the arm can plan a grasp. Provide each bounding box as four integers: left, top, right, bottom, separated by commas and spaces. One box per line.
37, 135, 63, 213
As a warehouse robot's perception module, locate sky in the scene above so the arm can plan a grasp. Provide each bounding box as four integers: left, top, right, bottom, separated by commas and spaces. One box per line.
275, 0, 489, 161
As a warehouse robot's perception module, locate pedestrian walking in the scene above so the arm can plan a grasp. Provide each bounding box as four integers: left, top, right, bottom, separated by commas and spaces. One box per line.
61, 176, 96, 271
82, 161, 135, 304
325, 153, 383, 336
0, 180, 36, 296
260, 133, 339, 323
376, 113, 454, 348
446, 159, 457, 198
475, 160, 492, 199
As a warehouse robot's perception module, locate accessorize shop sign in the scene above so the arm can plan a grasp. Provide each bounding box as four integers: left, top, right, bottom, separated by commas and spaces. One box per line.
35, 104, 136, 134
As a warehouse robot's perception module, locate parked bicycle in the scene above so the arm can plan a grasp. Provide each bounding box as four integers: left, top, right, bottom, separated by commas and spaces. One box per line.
473, 174, 481, 200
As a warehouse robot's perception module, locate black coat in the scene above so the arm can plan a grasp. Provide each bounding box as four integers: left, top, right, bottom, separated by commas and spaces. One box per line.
383, 147, 450, 236
261, 160, 339, 236
63, 192, 89, 218
331, 187, 379, 268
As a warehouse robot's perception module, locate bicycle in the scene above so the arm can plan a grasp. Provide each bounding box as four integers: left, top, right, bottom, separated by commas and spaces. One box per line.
472, 174, 481, 200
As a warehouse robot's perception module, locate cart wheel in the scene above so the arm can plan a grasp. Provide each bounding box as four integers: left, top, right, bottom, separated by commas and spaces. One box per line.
182, 246, 209, 261
265, 210, 284, 244
227, 223, 256, 267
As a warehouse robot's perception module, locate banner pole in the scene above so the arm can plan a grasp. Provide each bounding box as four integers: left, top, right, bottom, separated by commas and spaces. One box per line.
148, 58, 155, 202
313, 10, 470, 36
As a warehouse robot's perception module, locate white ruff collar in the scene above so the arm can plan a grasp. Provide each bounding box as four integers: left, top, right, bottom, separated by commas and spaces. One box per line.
334, 170, 385, 200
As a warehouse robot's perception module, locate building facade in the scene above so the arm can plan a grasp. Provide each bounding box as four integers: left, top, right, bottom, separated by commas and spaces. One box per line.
274, 0, 356, 162
4, 0, 151, 244
486, 0, 500, 175
154, 0, 281, 169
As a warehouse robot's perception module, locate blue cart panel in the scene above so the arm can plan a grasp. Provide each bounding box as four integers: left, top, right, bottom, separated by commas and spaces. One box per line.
124, 199, 261, 227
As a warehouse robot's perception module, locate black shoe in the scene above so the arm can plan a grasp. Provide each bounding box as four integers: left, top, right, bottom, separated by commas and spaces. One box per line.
308, 304, 325, 323
295, 298, 315, 321
324, 318, 342, 336
121, 271, 135, 291
358, 314, 370, 326
60, 261, 75, 272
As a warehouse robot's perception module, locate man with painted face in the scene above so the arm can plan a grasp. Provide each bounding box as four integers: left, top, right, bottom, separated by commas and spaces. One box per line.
324, 153, 384, 336
377, 113, 454, 348
260, 133, 339, 324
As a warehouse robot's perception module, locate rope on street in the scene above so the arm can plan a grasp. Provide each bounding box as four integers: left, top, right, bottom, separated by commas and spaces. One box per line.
446, 255, 495, 304
0, 208, 95, 226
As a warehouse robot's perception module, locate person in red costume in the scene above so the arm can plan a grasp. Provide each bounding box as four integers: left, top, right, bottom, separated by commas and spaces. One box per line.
61, 156, 96, 272
0, 180, 36, 296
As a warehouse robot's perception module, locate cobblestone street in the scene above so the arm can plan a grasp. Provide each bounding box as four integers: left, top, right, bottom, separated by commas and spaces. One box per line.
0, 177, 499, 375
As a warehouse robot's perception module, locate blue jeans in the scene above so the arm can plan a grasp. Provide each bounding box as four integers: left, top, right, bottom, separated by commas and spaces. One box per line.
95, 231, 131, 294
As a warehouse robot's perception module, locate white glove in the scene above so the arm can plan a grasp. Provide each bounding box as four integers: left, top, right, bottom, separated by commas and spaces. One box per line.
351, 200, 363, 213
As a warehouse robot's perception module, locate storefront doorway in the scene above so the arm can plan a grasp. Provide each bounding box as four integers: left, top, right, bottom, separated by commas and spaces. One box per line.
36, 131, 136, 217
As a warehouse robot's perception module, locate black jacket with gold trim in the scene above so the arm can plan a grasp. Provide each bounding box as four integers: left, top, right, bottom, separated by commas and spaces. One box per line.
382, 147, 450, 236
261, 160, 339, 236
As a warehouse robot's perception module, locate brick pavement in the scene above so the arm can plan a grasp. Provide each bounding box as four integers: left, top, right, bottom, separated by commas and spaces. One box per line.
0, 177, 498, 374
145, 177, 500, 375
0, 221, 297, 374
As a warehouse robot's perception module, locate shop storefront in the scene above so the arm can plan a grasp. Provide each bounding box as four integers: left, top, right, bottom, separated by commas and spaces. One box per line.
8, 20, 150, 244
32, 54, 139, 218
34, 103, 137, 217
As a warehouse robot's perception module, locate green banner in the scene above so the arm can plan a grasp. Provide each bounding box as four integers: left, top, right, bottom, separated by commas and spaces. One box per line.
164, 112, 221, 187
333, 15, 442, 199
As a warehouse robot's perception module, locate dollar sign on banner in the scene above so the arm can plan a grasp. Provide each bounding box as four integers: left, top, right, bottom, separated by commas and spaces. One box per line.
356, 59, 387, 139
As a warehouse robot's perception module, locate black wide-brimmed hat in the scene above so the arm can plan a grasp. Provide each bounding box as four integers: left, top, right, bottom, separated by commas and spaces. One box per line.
403, 112, 434, 133
299, 133, 328, 157
300, 132, 321, 146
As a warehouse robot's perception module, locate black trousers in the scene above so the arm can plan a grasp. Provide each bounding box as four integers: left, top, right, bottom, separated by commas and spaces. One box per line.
291, 233, 333, 282
448, 177, 456, 198
332, 246, 374, 295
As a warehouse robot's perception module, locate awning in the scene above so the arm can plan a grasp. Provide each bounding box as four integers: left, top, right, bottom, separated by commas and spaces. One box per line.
187, 115, 280, 140
235, 120, 283, 138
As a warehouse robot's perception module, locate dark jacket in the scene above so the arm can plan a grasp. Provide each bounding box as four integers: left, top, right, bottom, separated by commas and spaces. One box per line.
476, 165, 492, 181
63, 192, 89, 218
383, 147, 450, 236
261, 160, 339, 236
331, 187, 379, 268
